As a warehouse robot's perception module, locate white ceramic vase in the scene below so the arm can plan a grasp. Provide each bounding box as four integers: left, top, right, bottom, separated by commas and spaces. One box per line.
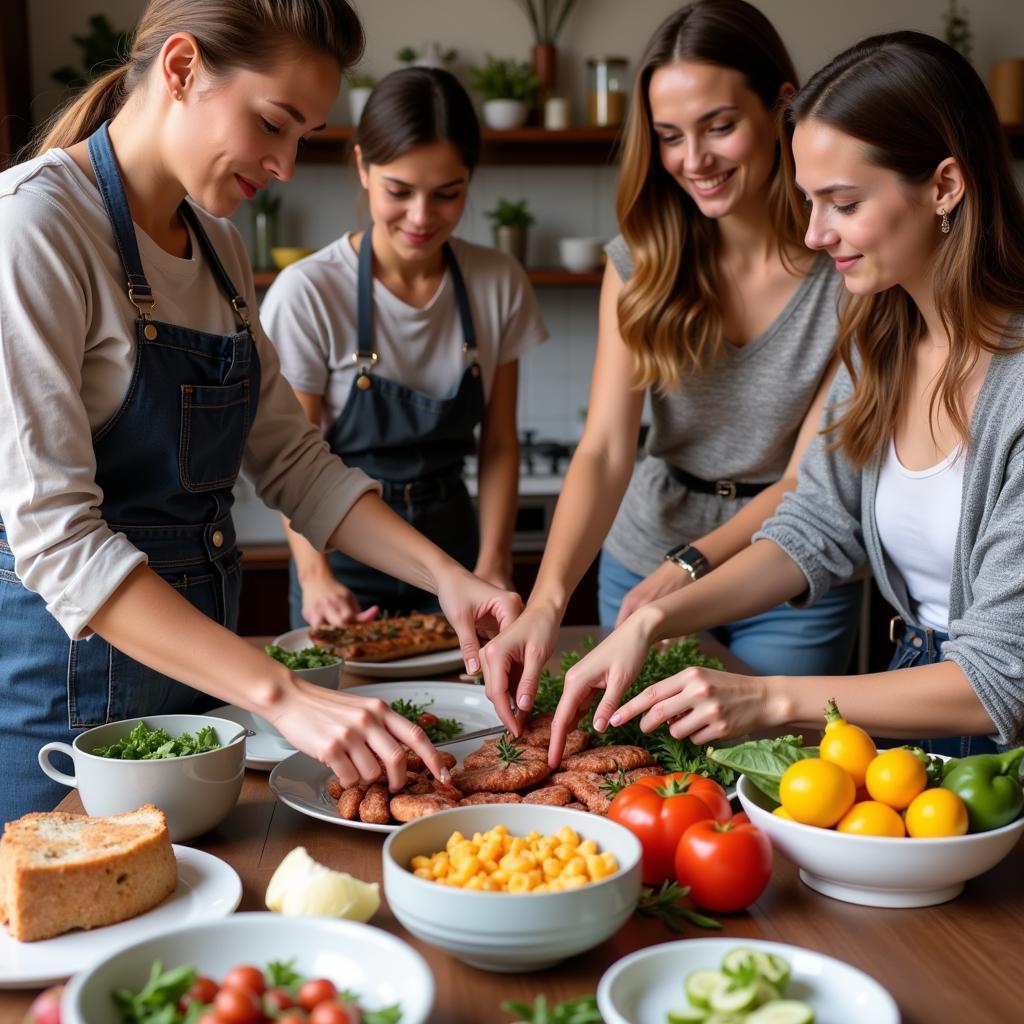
348, 86, 372, 126
482, 98, 528, 130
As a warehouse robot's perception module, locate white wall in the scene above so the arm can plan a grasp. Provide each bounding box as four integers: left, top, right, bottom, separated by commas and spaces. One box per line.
26, 0, 1024, 441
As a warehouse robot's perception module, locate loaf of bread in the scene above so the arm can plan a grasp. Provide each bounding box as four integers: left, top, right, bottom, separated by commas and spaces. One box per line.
0, 804, 177, 942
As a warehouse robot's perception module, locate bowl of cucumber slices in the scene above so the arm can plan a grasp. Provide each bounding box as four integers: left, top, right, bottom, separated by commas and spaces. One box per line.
597, 938, 900, 1024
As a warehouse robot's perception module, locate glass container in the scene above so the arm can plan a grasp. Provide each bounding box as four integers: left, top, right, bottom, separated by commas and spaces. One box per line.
587, 55, 628, 128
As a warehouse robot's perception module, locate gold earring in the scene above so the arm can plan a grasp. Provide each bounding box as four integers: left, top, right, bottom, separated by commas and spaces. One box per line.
939, 207, 950, 234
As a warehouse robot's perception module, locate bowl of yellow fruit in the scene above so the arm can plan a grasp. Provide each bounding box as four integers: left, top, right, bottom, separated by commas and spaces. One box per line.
382, 804, 642, 972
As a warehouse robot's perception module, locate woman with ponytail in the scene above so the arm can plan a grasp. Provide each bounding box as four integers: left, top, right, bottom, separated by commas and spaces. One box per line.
0, 0, 520, 822
481, 0, 861, 734
545, 31, 1024, 760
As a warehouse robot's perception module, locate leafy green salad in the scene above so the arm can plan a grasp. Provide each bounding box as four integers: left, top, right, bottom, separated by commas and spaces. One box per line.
92, 721, 221, 760
264, 644, 340, 670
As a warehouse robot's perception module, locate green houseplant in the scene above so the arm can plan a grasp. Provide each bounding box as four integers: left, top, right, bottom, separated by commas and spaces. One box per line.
469, 55, 540, 129
486, 199, 535, 263
52, 13, 133, 89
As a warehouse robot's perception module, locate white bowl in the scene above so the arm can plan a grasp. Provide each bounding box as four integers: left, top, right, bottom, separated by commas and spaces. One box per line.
383, 804, 642, 972
737, 774, 1024, 907
37, 714, 246, 842
558, 236, 604, 273
482, 98, 528, 130
61, 913, 433, 1024
252, 656, 342, 737
597, 937, 900, 1024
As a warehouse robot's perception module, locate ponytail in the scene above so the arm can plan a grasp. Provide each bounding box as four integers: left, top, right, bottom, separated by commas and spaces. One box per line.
33, 65, 131, 156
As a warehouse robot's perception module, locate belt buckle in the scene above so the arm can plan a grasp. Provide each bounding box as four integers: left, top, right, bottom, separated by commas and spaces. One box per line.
889, 615, 904, 644
715, 479, 737, 499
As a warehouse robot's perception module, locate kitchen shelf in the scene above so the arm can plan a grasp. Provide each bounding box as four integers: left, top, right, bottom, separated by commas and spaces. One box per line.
252, 267, 602, 289
299, 124, 621, 165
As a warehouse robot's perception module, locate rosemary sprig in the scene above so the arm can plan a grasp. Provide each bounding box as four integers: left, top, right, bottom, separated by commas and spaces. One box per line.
599, 766, 630, 799
637, 881, 721, 933
496, 734, 525, 766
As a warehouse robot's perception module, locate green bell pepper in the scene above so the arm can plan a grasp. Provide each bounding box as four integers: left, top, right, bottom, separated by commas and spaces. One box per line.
941, 747, 1024, 832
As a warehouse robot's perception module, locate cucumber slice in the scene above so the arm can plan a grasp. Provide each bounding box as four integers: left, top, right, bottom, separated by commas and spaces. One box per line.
666, 1007, 708, 1023
754, 980, 782, 1007
685, 969, 728, 1009
708, 982, 760, 1014
753, 952, 792, 989
746, 999, 815, 1024
704, 1014, 747, 1024
721, 947, 759, 976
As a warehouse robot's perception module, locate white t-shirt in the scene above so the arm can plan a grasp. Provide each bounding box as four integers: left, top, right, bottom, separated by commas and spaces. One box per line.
875, 438, 966, 632
0, 149, 377, 639
260, 232, 548, 431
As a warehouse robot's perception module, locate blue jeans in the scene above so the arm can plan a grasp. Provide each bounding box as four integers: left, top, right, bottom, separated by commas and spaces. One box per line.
885, 621, 998, 757
597, 548, 861, 677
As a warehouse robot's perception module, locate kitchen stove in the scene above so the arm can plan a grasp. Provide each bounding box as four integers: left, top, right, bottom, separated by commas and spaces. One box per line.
519, 430, 574, 477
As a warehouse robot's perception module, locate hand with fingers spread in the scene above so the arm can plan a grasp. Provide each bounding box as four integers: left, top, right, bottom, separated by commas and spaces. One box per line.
615, 560, 691, 627
610, 666, 775, 745
268, 676, 451, 792
300, 575, 380, 630
479, 603, 562, 735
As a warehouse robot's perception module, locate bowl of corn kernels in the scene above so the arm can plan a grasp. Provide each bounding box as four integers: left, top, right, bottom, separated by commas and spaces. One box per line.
382, 804, 643, 972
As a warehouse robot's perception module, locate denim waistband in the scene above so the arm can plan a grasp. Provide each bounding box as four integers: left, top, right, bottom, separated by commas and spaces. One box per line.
891, 615, 949, 660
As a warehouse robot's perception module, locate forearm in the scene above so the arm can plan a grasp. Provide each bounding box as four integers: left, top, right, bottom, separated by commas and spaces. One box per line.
474, 434, 518, 578
89, 564, 291, 714
770, 661, 997, 738
695, 479, 794, 569
283, 515, 333, 583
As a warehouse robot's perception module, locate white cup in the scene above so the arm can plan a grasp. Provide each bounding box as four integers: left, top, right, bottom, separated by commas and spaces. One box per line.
558, 237, 604, 273
544, 96, 570, 130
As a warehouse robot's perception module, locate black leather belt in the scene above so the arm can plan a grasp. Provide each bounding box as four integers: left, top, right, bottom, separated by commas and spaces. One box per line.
666, 463, 774, 499
378, 473, 465, 505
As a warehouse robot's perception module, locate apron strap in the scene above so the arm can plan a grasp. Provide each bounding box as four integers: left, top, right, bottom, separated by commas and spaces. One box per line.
178, 203, 252, 329
444, 242, 477, 358
87, 121, 155, 319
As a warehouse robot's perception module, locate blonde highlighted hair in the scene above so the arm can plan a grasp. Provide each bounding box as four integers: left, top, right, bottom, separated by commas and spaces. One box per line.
616, 0, 806, 393
787, 32, 1024, 468
33, 0, 363, 155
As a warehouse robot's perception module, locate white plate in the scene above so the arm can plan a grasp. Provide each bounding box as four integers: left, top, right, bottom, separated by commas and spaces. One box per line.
210, 703, 298, 771
269, 680, 500, 834
273, 626, 466, 679
597, 937, 900, 1024
0, 846, 241, 989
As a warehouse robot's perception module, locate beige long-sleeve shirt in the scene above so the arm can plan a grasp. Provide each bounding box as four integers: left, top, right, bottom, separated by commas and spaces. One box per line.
0, 149, 377, 639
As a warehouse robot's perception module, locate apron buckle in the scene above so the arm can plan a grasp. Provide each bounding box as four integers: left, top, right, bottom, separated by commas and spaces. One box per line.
127, 285, 156, 320
231, 296, 251, 327
889, 614, 904, 644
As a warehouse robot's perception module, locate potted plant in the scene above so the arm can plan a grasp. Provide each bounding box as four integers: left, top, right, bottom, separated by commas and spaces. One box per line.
469, 54, 540, 130
347, 72, 375, 126
486, 198, 535, 264
396, 43, 459, 71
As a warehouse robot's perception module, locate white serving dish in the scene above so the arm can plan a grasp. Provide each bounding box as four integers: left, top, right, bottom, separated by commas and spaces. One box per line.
558, 236, 604, 272
383, 804, 642, 972
737, 773, 1024, 907
37, 714, 246, 842
61, 913, 433, 1024
597, 937, 900, 1024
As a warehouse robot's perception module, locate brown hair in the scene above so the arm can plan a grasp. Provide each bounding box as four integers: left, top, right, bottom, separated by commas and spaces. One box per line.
616, 0, 803, 392
788, 31, 1024, 468
33, 0, 363, 155
356, 67, 481, 173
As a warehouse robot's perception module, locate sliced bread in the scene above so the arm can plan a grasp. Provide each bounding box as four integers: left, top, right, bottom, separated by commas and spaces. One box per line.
0, 803, 177, 942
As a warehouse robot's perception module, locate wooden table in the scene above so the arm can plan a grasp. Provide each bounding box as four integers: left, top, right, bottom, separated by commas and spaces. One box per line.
3, 628, 1022, 1023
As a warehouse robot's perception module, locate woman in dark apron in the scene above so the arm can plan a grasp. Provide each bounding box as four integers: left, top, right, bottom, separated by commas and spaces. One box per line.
0, 2, 520, 823
261, 68, 547, 630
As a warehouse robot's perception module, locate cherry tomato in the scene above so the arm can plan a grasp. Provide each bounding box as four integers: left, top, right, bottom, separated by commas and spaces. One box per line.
213, 986, 263, 1024
310, 1001, 361, 1024
904, 788, 969, 838
418, 712, 439, 729
674, 816, 773, 913
265, 987, 296, 1013
184, 976, 221, 1006
298, 979, 338, 1013
608, 772, 732, 885
865, 748, 927, 810
194, 1014, 226, 1024
277, 1014, 309, 1024
836, 800, 906, 837
222, 965, 266, 997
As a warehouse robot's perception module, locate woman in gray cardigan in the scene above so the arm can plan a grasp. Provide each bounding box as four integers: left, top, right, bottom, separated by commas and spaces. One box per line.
545, 31, 1024, 762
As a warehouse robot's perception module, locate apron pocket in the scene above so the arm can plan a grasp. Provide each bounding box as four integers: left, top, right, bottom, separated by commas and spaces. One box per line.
179, 380, 250, 492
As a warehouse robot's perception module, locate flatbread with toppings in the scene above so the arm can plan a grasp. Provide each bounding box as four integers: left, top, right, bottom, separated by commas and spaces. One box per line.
311, 612, 458, 663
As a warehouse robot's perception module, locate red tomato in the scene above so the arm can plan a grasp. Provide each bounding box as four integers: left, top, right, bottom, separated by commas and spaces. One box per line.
277, 1015, 309, 1024
213, 986, 263, 1024
298, 979, 338, 1013
309, 1001, 361, 1024
608, 772, 732, 885
265, 987, 295, 1013
194, 1014, 226, 1024
222, 965, 266, 997
184, 976, 221, 1006
674, 816, 773, 913
26, 986, 63, 1024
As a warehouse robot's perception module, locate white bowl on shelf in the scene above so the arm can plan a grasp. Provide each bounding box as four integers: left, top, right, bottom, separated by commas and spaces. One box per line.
737, 774, 1024, 907
558, 236, 604, 272
482, 98, 529, 130
383, 804, 642, 972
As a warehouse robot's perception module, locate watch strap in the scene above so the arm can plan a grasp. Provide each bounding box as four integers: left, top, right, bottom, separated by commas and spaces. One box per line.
664, 543, 710, 582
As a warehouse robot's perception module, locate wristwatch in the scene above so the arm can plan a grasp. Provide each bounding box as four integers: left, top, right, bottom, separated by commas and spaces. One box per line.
664, 543, 710, 583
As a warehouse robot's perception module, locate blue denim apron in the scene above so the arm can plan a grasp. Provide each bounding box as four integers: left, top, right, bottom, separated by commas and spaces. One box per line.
886, 618, 998, 757
0, 121, 260, 820
288, 226, 483, 624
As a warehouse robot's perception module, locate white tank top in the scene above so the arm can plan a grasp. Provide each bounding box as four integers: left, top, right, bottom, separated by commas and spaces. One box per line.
875, 438, 965, 632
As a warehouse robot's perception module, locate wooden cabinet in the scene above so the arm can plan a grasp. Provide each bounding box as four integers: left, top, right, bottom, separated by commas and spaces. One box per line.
0, 0, 31, 169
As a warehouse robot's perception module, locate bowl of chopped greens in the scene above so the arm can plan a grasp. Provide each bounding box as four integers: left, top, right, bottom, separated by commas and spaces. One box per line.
38, 714, 246, 841
253, 645, 343, 738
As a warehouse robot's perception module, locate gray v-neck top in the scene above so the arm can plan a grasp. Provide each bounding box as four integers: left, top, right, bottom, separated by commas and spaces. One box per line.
603, 234, 842, 575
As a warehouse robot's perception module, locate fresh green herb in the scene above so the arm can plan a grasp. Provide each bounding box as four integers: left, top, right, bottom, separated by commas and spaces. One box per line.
264, 644, 339, 670
637, 881, 722, 933
112, 961, 197, 1023
708, 736, 818, 804
92, 721, 221, 760
266, 959, 303, 995
496, 734, 525, 765
389, 698, 462, 742
501, 994, 603, 1024
600, 767, 632, 799
363, 1007, 404, 1024
533, 639, 732, 786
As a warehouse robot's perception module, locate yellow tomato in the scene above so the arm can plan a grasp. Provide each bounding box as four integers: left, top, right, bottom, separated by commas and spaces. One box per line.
820, 699, 877, 787
772, 806, 795, 820
836, 800, 906, 838
904, 788, 969, 838
865, 748, 928, 810
779, 758, 856, 828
